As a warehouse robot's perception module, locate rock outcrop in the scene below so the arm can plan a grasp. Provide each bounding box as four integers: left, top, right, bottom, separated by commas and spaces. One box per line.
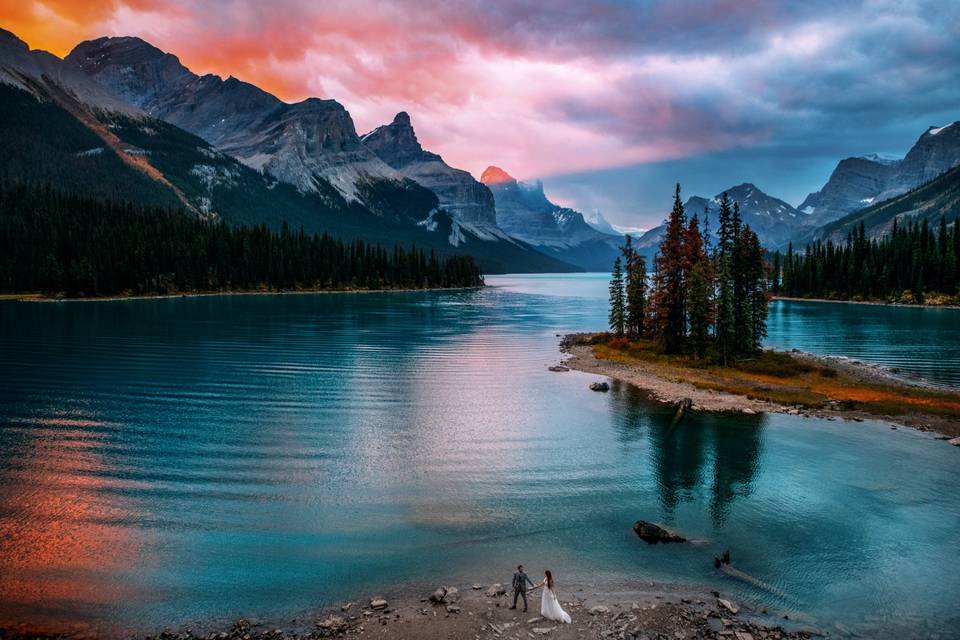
632, 520, 686, 544
361, 112, 499, 228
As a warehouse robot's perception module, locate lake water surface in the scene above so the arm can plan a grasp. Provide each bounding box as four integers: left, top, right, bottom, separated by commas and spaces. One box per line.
1, 274, 958, 638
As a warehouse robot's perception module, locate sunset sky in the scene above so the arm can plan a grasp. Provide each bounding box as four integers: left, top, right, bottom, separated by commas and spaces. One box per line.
2, 0, 959, 227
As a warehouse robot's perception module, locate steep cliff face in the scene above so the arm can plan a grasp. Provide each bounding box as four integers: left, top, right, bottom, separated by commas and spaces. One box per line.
361, 112, 498, 227
480, 166, 623, 270
800, 123, 960, 223
67, 36, 406, 201
803, 164, 960, 245
881, 123, 960, 199
798, 157, 900, 223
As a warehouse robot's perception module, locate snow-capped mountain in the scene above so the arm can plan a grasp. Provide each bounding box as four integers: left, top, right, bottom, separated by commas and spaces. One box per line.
480, 166, 624, 270
800, 122, 960, 223
636, 183, 807, 253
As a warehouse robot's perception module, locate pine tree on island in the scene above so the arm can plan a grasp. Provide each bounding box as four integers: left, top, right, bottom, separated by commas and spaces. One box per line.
605, 184, 769, 366
653, 184, 688, 354
608, 256, 626, 336
622, 235, 648, 339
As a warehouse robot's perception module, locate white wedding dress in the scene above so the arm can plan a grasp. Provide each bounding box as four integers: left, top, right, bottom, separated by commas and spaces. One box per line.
540, 584, 572, 623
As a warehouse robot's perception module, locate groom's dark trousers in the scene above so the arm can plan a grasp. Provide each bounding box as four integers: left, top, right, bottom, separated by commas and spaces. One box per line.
512, 587, 527, 610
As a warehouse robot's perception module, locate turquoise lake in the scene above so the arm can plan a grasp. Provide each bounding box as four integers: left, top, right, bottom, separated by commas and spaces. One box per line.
1, 273, 958, 638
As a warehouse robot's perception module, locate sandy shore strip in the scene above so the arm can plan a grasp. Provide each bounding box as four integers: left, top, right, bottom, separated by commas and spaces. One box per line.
559, 334, 960, 439
2, 578, 820, 640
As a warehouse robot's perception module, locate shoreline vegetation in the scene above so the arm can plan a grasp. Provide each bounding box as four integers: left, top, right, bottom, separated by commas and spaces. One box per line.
0, 285, 483, 303
561, 332, 960, 439
772, 294, 960, 310
2, 577, 818, 640
770, 216, 960, 307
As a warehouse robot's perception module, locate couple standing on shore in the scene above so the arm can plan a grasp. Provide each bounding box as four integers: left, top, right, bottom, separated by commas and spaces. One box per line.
510, 564, 572, 624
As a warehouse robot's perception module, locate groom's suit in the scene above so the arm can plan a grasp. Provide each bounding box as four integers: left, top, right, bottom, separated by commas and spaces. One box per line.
512, 570, 534, 610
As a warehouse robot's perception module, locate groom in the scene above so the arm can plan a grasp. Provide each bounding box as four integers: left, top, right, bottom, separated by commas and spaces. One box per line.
510, 564, 535, 612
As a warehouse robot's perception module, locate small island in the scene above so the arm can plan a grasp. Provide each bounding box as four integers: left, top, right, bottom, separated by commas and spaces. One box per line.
567, 186, 960, 439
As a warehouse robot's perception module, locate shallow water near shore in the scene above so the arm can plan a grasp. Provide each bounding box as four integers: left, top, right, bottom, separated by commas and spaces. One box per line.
1, 273, 959, 638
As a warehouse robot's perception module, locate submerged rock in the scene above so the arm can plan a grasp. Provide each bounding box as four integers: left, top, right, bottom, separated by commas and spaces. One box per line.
633, 521, 686, 544
590, 381, 610, 392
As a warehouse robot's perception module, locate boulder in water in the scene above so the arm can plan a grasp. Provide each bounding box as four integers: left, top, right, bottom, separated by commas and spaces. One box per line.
632, 520, 686, 544
590, 381, 610, 392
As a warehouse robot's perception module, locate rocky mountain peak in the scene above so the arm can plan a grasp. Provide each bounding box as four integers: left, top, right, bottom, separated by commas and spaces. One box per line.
480, 166, 516, 186
0, 28, 29, 52
359, 111, 437, 169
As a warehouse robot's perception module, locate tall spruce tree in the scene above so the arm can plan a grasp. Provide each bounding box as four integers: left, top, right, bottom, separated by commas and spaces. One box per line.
741, 225, 768, 353
608, 256, 626, 335
653, 184, 688, 353
714, 193, 736, 365
684, 213, 713, 359
622, 235, 647, 338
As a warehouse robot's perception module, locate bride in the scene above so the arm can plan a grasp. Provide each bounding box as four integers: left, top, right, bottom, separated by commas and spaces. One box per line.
534, 570, 572, 623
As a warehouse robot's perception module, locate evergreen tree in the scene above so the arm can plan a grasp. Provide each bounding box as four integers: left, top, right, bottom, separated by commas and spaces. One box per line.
608, 256, 626, 335
684, 213, 713, 358
714, 193, 736, 365
653, 184, 688, 353
622, 235, 647, 338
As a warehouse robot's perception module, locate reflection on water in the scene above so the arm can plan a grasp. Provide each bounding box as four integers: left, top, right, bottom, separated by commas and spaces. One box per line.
0, 277, 959, 639
0, 412, 146, 634
608, 383, 764, 526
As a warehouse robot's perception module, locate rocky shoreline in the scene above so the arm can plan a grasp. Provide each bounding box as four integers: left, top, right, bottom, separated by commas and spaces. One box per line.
560, 334, 960, 439
3, 579, 819, 640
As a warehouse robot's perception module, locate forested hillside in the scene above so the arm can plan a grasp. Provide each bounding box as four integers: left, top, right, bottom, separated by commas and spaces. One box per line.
0, 180, 483, 297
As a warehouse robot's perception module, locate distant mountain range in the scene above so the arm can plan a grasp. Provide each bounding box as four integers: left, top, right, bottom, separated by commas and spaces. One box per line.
634, 121, 960, 254
634, 183, 808, 255
800, 123, 960, 224
480, 166, 623, 271
2, 25, 957, 271
0, 28, 581, 274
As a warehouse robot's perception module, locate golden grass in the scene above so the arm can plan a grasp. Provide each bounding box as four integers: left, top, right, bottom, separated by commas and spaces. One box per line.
588, 336, 960, 420
0, 293, 43, 301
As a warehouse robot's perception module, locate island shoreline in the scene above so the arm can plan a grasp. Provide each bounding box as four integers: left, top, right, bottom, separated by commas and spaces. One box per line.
560, 333, 960, 439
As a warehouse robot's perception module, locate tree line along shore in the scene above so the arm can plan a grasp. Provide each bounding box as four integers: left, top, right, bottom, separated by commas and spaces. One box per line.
771, 215, 960, 306
0, 180, 483, 299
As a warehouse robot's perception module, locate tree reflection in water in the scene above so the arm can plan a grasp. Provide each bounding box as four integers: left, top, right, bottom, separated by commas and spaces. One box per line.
607, 381, 765, 527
